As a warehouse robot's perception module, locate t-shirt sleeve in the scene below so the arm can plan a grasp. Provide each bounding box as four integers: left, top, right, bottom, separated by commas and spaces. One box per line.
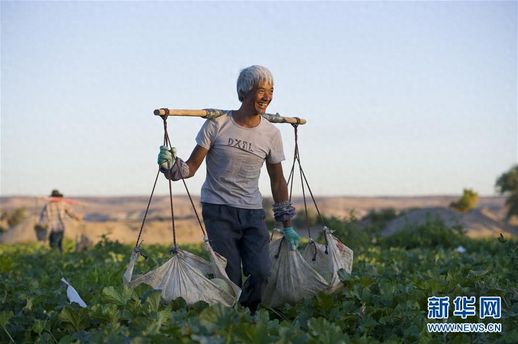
195, 119, 218, 149
267, 129, 285, 164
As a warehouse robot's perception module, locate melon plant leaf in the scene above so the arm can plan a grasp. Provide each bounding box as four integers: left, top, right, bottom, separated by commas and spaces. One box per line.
142, 310, 169, 336
31, 319, 45, 335
337, 268, 351, 283
58, 306, 89, 332
101, 286, 134, 306
0, 311, 13, 327
307, 317, 347, 344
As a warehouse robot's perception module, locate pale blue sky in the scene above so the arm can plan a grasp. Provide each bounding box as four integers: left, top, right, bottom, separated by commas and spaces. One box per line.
1, 1, 516, 197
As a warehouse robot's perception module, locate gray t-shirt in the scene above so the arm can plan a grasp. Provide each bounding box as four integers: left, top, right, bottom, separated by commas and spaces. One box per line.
196, 111, 285, 209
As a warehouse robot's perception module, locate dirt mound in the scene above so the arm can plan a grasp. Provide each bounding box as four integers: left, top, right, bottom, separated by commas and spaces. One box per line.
381, 207, 517, 238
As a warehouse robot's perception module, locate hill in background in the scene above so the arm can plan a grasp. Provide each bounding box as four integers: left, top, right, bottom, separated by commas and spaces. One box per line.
0, 195, 514, 245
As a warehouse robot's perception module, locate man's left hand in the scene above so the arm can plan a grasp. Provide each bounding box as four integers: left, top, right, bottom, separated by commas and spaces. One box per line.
157, 146, 177, 170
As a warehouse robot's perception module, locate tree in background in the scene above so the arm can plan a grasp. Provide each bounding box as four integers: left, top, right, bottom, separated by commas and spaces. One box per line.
496, 165, 518, 221
450, 188, 479, 212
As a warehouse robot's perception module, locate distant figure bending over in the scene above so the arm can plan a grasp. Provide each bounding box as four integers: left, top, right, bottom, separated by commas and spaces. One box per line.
39, 189, 81, 252
157, 65, 300, 312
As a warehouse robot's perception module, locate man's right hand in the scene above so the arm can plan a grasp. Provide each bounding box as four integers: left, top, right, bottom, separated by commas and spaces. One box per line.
157, 146, 177, 169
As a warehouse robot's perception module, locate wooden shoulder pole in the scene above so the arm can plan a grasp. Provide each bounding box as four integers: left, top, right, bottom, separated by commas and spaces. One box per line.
154, 108, 307, 125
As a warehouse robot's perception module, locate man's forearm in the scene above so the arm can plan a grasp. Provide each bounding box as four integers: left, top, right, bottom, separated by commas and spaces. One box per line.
270, 176, 289, 203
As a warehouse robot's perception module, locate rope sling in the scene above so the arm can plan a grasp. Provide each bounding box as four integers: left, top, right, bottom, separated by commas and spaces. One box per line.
262, 124, 354, 308
123, 116, 241, 306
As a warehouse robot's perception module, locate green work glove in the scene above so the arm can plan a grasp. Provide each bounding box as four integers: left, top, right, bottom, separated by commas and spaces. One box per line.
157, 146, 177, 169
282, 226, 300, 250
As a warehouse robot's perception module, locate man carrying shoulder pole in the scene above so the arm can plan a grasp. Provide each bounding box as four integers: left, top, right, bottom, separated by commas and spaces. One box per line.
157, 65, 300, 312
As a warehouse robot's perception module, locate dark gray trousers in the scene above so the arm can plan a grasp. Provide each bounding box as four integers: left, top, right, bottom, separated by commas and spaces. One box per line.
202, 203, 271, 311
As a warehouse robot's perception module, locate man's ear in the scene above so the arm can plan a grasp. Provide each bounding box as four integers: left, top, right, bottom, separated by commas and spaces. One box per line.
238, 90, 246, 102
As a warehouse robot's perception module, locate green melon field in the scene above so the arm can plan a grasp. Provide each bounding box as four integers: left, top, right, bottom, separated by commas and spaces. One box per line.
1, 218, 517, 343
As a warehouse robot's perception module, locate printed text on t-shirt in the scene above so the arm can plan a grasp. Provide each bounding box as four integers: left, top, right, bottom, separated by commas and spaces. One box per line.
227, 138, 254, 152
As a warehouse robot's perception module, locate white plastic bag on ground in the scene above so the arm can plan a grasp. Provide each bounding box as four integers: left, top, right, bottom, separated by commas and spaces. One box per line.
302, 227, 354, 293
262, 238, 329, 308
61, 277, 87, 308
123, 242, 240, 307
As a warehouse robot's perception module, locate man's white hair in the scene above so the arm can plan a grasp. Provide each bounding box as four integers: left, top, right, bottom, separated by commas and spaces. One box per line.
236, 65, 274, 102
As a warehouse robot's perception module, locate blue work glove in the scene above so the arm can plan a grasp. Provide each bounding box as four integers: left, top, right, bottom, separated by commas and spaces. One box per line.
282, 226, 300, 250
157, 146, 176, 169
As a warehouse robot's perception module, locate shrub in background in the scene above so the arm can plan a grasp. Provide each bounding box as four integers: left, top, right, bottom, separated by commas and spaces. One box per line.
449, 188, 479, 212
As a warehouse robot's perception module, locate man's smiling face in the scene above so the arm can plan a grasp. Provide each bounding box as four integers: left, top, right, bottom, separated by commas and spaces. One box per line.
243, 80, 274, 115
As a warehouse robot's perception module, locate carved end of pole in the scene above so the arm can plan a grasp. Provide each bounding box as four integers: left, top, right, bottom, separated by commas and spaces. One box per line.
153, 108, 169, 116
